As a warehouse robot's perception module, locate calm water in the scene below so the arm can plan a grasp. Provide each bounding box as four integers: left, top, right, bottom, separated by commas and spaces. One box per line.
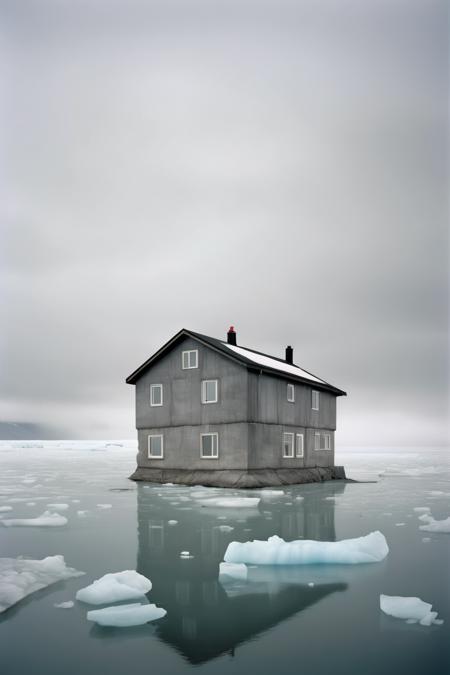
0, 443, 449, 675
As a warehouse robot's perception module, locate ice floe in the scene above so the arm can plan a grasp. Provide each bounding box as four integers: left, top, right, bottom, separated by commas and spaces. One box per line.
0, 556, 84, 613
224, 531, 389, 565
219, 562, 248, 581
54, 601, 74, 609
195, 497, 260, 508
418, 514, 450, 533
1, 511, 68, 527
0, 506, 13, 512
97, 504, 112, 509
87, 602, 166, 627
413, 507, 431, 513
380, 594, 443, 626
167, 520, 178, 526
47, 503, 69, 511
76, 571, 152, 604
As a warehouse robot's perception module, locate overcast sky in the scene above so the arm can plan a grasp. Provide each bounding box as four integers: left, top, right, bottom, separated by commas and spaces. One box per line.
1, 0, 448, 445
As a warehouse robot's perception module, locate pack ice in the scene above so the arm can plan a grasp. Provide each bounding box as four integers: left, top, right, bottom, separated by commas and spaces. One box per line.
380, 594, 443, 626
0, 556, 84, 613
87, 602, 166, 627
76, 571, 152, 604
1, 511, 68, 527
224, 531, 389, 565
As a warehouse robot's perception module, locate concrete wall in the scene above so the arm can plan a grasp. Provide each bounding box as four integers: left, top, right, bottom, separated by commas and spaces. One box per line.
248, 372, 337, 429
248, 424, 335, 469
137, 423, 249, 470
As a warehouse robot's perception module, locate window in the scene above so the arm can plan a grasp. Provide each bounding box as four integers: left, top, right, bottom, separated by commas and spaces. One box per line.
202, 379, 218, 404
296, 433, 304, 458
150, 384, 163, 407
314, 432, 321, 451
320, 433, 331, 450
148, 434, 163, 458
201, 433, 218, 458
287, 383, 295, 403
182, 349, 198, 369
283, 432, 295, 458
312, 390, 320, 410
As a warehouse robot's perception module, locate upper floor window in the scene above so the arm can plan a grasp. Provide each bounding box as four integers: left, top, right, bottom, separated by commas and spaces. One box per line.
150, 384, 163, 407
201, 432, 219, 458
283, 432, 295, 458
287, 383, 295, 403
202, 379, 218, 404
148, 434, 164, 459
312, 390, 320, 410
182, 349, 198, 369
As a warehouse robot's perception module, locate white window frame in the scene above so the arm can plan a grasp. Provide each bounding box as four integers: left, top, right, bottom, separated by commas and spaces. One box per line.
182, 349, 198, 369
314, 432, 321, 451
321, 433, 331, 451
296, 433, 304, 458
287, 383, 295, 403
201, 379, 218, 404
148, 434, 164, 459
312, 390, 320, 411
150, 384, 163, 407
283, 432, 295, 458
200, 432, 219, 459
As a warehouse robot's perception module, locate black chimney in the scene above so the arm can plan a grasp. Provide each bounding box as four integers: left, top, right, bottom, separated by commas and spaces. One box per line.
227, 326, 237, 345
285, 345, 293, 364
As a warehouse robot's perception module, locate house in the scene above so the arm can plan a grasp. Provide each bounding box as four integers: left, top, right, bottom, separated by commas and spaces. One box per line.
126, 327, 347, 487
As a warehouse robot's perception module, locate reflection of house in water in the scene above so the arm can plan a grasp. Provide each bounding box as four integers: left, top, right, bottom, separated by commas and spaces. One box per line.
137, 483, 348, 664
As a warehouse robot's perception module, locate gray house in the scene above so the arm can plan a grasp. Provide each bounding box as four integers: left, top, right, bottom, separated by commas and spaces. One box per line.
126, 327, 346, 487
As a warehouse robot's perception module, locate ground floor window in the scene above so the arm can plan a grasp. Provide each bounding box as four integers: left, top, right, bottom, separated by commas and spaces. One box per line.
148, 434, 164, 458
314, 432, 321, 451
283, 432, 295, 458
201, 432, 219, 458
321, 433, 331, 450
296, 433, 304, 457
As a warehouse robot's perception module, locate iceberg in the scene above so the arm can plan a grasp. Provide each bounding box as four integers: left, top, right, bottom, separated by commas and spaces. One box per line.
76, 571, 152, 604
1, 511, 68, 527
380, 594, 443, 626
87, 602, 166, 627
224, 531, 389, 565
0, 556, 84, 613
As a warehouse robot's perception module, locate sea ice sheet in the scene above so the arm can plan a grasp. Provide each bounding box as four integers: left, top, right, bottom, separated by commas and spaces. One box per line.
224, 531, 389, 565
0, 556, 84, 613
76, 570, 152, 604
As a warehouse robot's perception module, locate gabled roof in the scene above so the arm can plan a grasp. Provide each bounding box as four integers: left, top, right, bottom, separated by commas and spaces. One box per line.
126, 328, 346, 396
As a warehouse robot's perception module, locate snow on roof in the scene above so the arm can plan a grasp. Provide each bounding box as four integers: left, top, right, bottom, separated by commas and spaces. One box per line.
222, 343, 327, 384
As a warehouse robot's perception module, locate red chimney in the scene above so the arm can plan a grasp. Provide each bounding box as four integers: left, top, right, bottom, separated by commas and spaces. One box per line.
227, 326, 237, 345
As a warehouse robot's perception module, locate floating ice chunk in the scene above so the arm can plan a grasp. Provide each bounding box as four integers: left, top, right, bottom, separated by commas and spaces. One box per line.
259, 490, 284, 498
1, 511, 68, 527
167, 520, 178, 526
196, 497, 260, 508
0, 506, 12, 512
87, 602, 166, 627
380, 594, 443, 626
295, 496, 304, 501
71, 500, 81, 504
308, 582, 315, 587
395, 523, 405, 527
413, 507, 431, 513
76, 571, 152, 605
47, 503, 69, 511
216, 525, 234, 532
422, 537, 431, 543
219, 562, 247, 581
224, 531, 389, 565
77, 510, 88, 517
180, 551, 194, 559
54, 601, 74, 609
0, 556, 84, 613
419, 515, 450, 533
26, 502, 36, 506
97, 504, 112, 509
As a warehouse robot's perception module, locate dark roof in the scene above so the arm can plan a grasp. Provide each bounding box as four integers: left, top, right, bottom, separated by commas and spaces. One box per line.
126, 328, 346, 396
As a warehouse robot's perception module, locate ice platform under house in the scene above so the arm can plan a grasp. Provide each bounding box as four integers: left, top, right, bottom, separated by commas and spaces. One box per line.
126, 327, 347, 487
